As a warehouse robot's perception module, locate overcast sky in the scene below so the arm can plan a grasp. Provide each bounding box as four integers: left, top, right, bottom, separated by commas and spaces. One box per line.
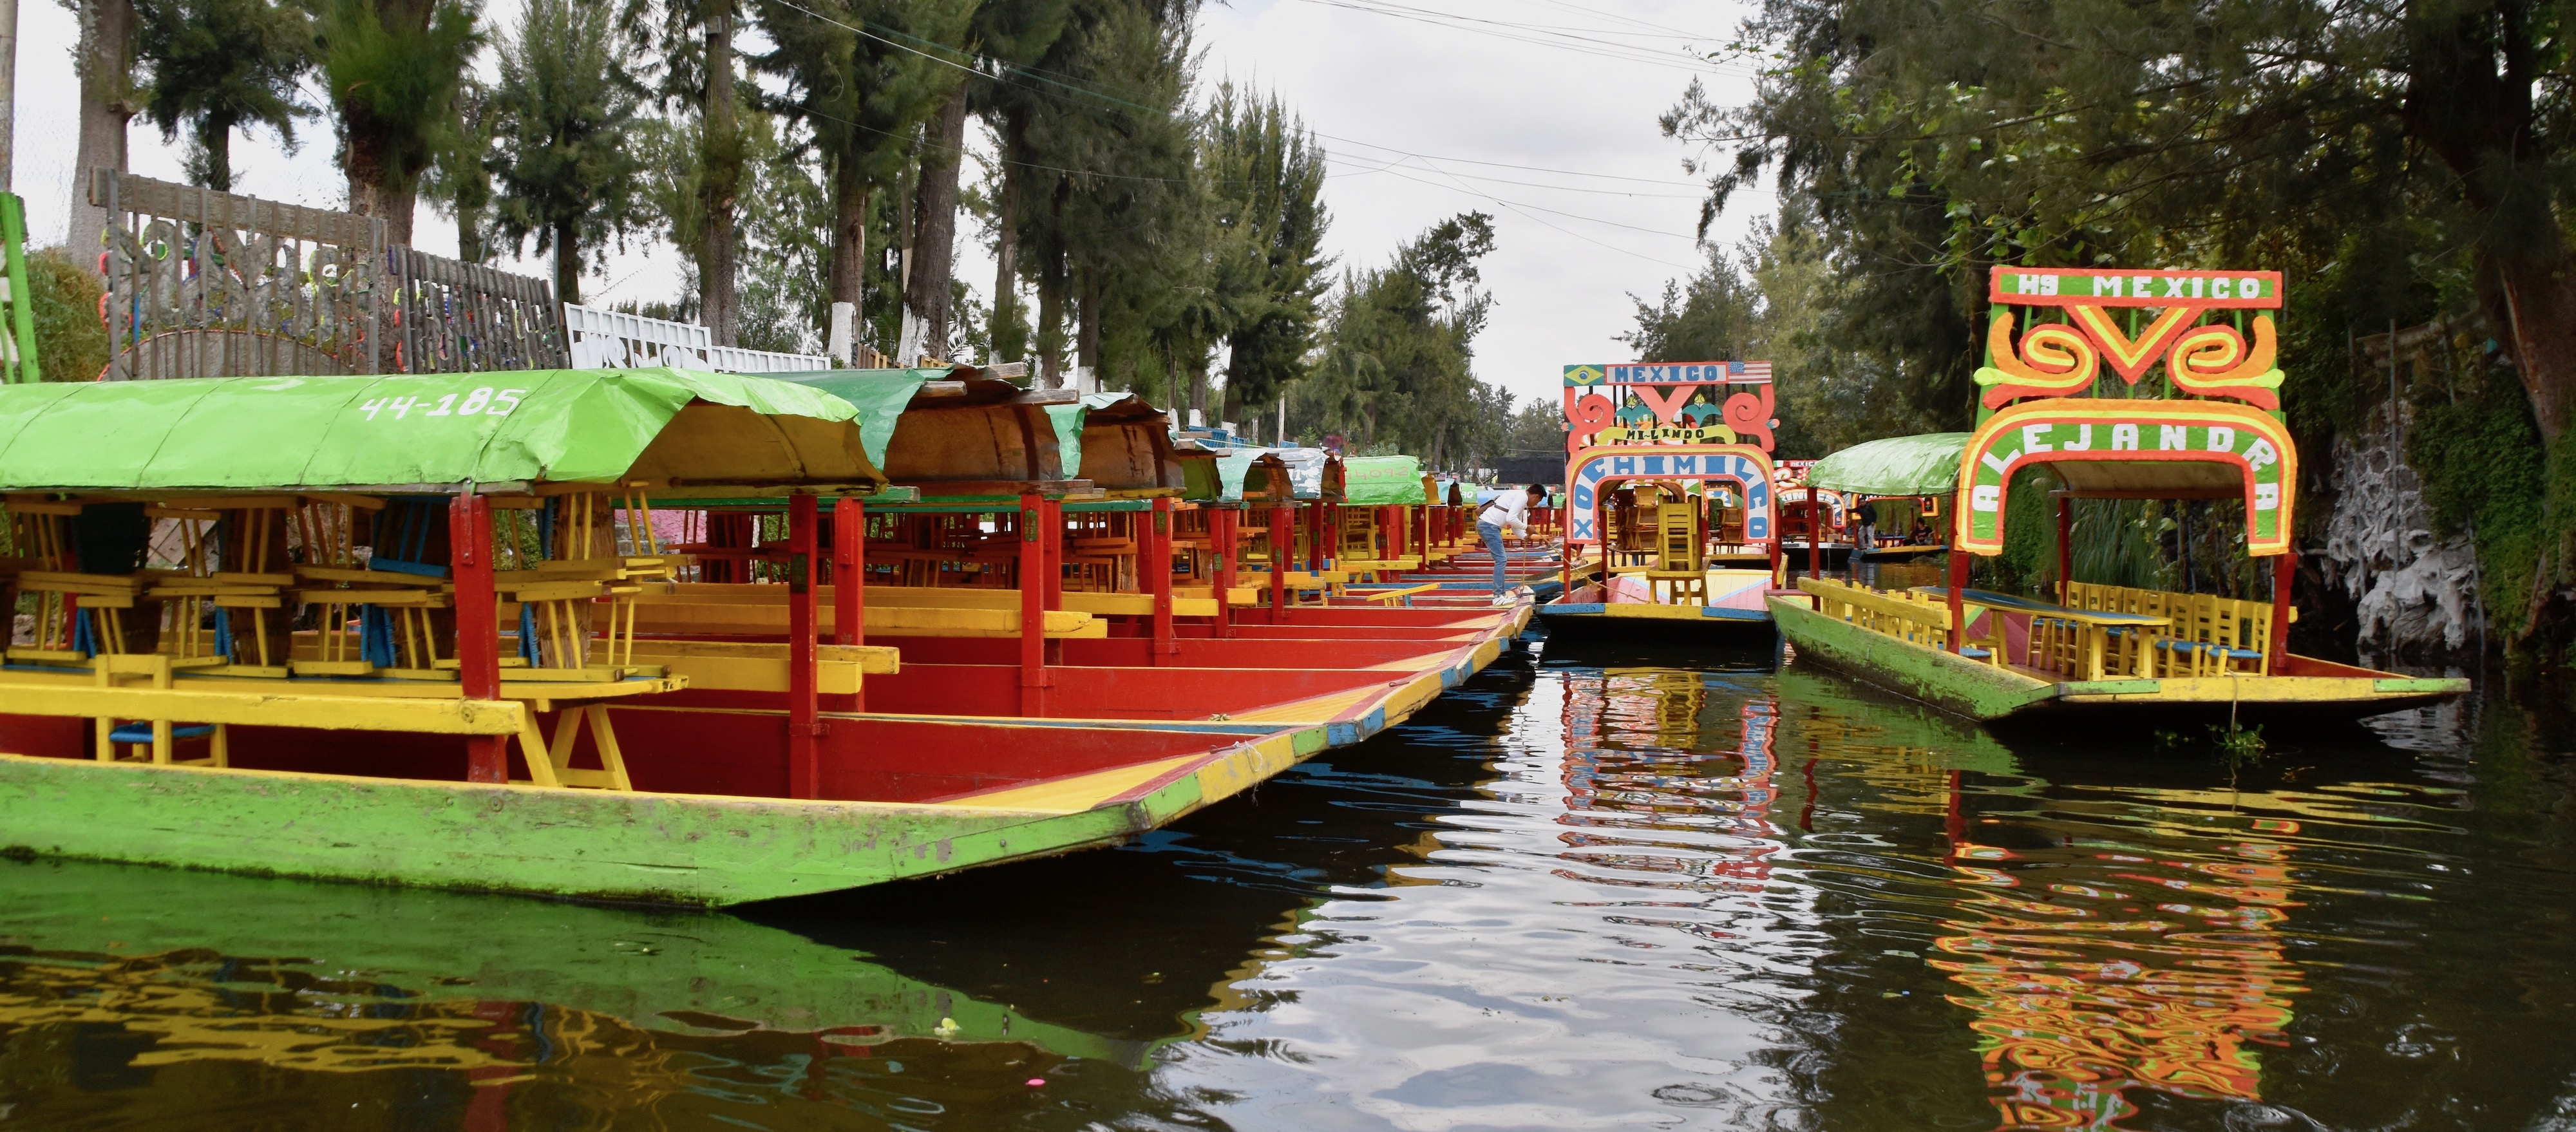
9, 0, 1772, 413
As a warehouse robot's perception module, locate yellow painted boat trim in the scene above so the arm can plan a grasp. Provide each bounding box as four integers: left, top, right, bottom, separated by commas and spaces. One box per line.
1194, 731, 1305, 807
1361, 654, 1452, 672
621, 640, 896, 695
862, 585, 1219, 619
1228, 685, 1381, 724
2056, 675, 2455, 704
934, 754, 1202, 813
627, 597, 1103, 639
0, 665, 683, 703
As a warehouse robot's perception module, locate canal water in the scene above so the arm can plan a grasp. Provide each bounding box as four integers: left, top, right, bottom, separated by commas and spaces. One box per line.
3, 641, 2570, 1130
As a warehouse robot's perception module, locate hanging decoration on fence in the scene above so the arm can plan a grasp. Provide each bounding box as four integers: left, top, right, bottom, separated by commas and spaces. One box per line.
1560, 360, 1779, 453
1978, 267, 2285, 413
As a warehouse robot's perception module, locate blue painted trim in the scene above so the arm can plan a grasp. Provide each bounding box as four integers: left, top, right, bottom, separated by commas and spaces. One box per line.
1698, 607, 1770, 621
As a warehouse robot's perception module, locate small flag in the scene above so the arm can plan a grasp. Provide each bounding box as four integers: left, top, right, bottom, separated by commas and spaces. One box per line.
1737, 361, 1773, 381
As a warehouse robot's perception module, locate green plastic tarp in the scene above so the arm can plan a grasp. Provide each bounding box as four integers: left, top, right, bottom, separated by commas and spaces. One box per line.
1046, 391, 1141, 482
763, 368, 947, 469
0, 368, 862, 491
1342, 455, 1428, 505
1214, 451, 1269, 502
1805, 433, 1972, 496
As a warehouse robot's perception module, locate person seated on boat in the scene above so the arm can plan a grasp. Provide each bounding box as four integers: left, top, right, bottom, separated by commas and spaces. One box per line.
1478, 483, 1544, 601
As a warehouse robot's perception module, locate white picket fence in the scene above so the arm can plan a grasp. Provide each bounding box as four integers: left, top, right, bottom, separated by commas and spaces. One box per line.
563, 303, 833, 373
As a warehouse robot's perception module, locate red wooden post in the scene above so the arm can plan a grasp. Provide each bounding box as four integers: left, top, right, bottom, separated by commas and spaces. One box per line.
833, 497, 864, 646
2268, 550, 2297, 674
1213, 506, 1238, 638
1041, 497, 1065, 614
1269, 503, 1291, 614
833, 496, 864, 712
1019, 493, 1048, 714
2055, 495, 2073, 605
1149, 496, 1177, 661
787, 492, 820, 798
1301, 500, 1317, 572
450, 492, 507, 784
1946, 548, 1969, 654
1808, 506, 1821, 583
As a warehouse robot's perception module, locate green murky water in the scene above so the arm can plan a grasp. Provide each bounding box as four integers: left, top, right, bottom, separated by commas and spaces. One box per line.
1, 641, 2570, 1130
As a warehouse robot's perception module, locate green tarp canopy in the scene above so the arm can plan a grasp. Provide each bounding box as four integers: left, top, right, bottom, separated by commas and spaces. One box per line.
1343, 455, 1428, 505
0, 368, 874, 492
1214, 451, 1272, 502
762, 368, 952, 469
1805, 433, 1972, 497
1043, 391, 1140, 483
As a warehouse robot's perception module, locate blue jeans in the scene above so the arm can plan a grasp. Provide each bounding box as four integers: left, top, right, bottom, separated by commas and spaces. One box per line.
1479, 522, 1508, 592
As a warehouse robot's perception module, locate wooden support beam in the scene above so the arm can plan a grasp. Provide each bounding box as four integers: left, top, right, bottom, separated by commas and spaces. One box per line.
1305, 500, 1323, 572
2269, 551, 2296, 675
1213, 506, 1238, 639
1019, 493, 1049, 715
787, 491, 819, 798
1946, 549, 1968, 654
1150, 497, 1177, 661
833, 496, 866, 711
450, 493, 507, 783
2056, 496, 2074, 605
1270, 504, 1291, 612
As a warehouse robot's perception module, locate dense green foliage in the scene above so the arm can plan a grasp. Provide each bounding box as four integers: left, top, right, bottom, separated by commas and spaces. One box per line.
1295, 212, 1506, 469
131, 0, 309, 191
489, 0, 643, 304
313, 0, 482, 240
24, 249, 110, 384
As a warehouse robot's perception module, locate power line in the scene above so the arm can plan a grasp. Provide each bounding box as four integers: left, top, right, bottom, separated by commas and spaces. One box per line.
1363, 158, 1706, 270
1278, 0, 1757, 77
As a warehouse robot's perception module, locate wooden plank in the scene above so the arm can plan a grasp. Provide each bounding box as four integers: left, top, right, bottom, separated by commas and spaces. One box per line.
0, 679, 527, 734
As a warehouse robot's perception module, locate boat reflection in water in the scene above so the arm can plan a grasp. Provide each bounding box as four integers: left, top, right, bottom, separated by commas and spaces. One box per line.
1935, 827, 2303, 1128
1558, 666, 1783, 893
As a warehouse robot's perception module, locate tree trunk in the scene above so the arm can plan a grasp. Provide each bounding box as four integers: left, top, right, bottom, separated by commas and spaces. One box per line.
699, 5, 740, 345
457, 203, 485, 263
990, 120, 1023, 362
345, 151, 418, 247
553, 223, 581, 305
907, 82, 968, 358
2403, 3, 2571, 438
70, 0, 135, 256
1076, 265, 1100, 384
1036, 254, 1064, 386
194, 118, 231, 192
828, 159, 867, 313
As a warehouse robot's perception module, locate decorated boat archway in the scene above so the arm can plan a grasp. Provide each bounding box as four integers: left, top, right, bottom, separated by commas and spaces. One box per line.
1564, 444, 1776, 546
1955, 399, 2295, 557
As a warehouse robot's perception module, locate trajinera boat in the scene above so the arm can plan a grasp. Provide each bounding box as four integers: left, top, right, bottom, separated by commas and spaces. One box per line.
1808, 433, 1967, 563
1768, 266, 2470, 722
1537, 359, 1788, 640
0, 369, 1521, 904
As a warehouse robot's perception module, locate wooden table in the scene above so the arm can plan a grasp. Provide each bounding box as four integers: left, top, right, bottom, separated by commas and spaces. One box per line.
1915, 587, 2170, 681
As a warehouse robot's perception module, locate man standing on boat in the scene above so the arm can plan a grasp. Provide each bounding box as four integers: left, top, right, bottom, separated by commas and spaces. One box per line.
1480, 483, 1546, 603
